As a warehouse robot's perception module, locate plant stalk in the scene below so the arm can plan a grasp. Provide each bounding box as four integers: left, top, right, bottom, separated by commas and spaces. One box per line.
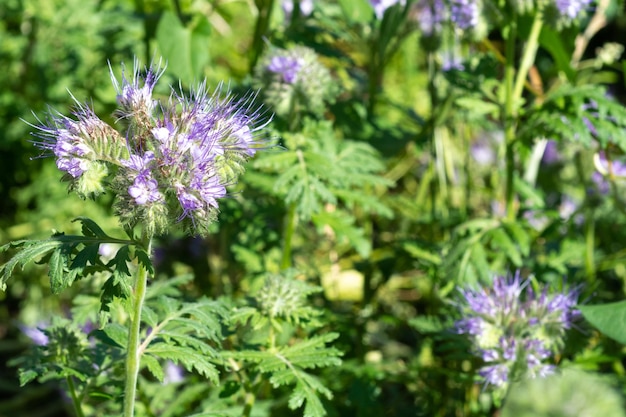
123, 236, 153, 417
281, 203, 297, 270
66, 376, 85, 417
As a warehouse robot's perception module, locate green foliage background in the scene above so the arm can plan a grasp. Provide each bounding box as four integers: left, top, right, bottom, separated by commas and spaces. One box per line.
2, 0, 626, 416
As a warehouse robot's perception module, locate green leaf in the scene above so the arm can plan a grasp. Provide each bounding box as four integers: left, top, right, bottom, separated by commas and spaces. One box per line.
156, 11, 211, 84
145, 343, 219, 383
337, 0, 373, 23
142, 354, 164, 382
0, 239, 63, 291
312, 211, 371, 258
579, 301, 626, 345
73, 217, 109, 238
539, 26, 575, 82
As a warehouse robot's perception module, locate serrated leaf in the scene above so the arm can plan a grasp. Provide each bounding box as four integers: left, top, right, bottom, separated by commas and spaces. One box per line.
136, 249, 155, 275
145, 343, 219, 383
0, 239, 63, 291
49, 247, 75, 294
73, 217, 109, 238
142, 354, 164, 382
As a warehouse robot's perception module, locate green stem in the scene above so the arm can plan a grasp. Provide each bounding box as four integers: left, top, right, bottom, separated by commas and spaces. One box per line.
66, 376, 85, 417
281, 203, 297, 270
585, 212, 596, 281
512, 10, 544, 103
123, 236, 153, 417
503, 10, 544, 221
503, 17, 517, 221
250, 0, 275, 72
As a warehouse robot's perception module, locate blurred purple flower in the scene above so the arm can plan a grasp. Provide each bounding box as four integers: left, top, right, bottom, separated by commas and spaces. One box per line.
592, 152, 626, 194
415, 0, 447, 36
267, 56, 303, 84
163, 361, 185, 384
20, 323, 49, 346
554, 0, 593, 20
471, 138, 496, 166
282, 0, 314, 20
370, 0, 406, 19
456, 273, 580, 388
541, 140, 560, 165
450, 0, 479, 30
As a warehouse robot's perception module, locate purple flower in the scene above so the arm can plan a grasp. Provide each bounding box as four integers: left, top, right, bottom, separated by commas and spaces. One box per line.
450, 0, 479, 30
30, 104, 113, 178
416, 0, 447, 36
163, 361, 185, 384
456, 272, 580, 388
554, 0, 593, 20
129, 175, 163, 205
109, 58, 165, 116
370, 0, 406, 19
267, 56, 303, 84
591, 152, 626, 194
541, 140, 560, 165
282, 0, 314, 20
20, 323, 49, 346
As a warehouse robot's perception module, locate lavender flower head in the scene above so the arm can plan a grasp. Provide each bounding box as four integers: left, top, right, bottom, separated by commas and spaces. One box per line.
267, 56, 303, 84
254, 45, 336, 119
456, 272, 580, 389
553, 0, 593, 20
415, 0, 448, 36
370, 0, 406, 19
31, 60, 268, 237
450, 0, 480, 30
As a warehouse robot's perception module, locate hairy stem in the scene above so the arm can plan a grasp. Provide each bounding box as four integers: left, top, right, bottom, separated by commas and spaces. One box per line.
66, 376, 85, 417
123, 236, 153, 417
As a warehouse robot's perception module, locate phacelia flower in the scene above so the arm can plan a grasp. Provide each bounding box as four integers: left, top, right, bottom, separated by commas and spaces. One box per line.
20, 323, 49, 346
450, 0, 480, 30
267, 56, 303, 84
254, 46, 336, 119
553, 0, 593, 20
30, 101, 125, 197
370, 0, 406, 19
30, 60, 268, 237
415, 0, 448, 36
455, 272, 580, 389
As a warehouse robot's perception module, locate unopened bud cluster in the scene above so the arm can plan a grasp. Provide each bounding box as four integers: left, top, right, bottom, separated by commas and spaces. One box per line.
455, 272, 579, 389
31, 60, 267, 237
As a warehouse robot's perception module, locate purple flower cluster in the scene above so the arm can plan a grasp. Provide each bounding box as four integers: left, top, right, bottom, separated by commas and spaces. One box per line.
456, 273, 579, 388
31, 103, 121, 180
415, 0, 447, 36
450, 0, 480, 30
592, 152, 626, 195
554, 0, 593, 20
267, 56, 303, 84
32, 60, 266, 236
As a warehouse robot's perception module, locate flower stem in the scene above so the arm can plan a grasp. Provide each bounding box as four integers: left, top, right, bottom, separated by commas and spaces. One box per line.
502, 9, 543, 221
281, 202, 297, 270
66, 376, 85, 417
123, 235, 152, 417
